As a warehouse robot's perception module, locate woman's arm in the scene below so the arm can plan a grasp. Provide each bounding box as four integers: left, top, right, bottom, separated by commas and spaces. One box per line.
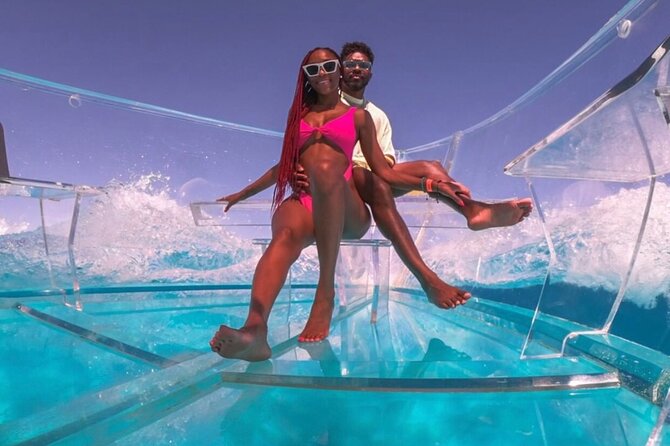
217, 163, 279, 211
355, 109, 465, 206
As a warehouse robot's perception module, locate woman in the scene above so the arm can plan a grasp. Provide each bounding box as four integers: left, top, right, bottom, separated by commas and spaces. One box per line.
210, 47, 469, 362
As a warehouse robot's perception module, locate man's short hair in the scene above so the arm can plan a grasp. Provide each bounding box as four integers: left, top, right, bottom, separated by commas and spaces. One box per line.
341, 41, 374, 65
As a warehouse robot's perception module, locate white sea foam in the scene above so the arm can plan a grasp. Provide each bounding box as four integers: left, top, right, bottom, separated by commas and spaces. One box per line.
0, 217, 29, 235
1, 175, 668, 308
556, 183, 670, 306
418, 182, 670, 306
73, 173, 256, 284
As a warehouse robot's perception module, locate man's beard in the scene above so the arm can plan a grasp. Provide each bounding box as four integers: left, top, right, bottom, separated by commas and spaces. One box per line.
343, 76, 369, 93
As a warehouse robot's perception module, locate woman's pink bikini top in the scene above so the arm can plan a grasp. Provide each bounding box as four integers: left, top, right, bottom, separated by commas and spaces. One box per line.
295, 107, 358, 212
298, 107, 358, 170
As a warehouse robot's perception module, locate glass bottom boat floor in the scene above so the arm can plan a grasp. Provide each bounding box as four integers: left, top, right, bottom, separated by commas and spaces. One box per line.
1, 287, 667, 445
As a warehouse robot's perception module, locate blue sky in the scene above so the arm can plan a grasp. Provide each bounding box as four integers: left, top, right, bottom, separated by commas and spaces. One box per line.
1, 1, 631, 145
2, 0, 665, 204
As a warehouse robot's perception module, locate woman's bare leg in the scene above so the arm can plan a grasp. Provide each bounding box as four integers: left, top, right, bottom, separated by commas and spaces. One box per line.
298, 148, 370, 342
210, 199, 314, 361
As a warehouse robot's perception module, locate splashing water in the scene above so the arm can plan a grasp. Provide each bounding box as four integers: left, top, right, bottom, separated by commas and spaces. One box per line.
0, 217, 29, 236
73, 174, 255, 284
1, 176, 668, 308
413, 182, 670, 307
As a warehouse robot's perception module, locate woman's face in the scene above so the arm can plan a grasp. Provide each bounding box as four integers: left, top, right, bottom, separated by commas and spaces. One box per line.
303, 49, 340, 95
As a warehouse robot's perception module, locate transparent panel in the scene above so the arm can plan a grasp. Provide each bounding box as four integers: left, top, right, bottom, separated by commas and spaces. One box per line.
657, 85, 670, 125
505, 37, 670, 181
2, 1, 670, 444
502, 36, 670, 358
648, 387, 670, 446
0, 75, 283, 295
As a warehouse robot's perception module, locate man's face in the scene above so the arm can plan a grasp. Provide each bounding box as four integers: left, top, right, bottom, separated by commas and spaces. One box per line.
341, 51, 372, 93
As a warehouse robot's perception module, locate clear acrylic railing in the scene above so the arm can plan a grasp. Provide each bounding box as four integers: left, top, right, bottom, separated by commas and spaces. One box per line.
2, 0, 670, 443
502, 29, 670, 446
505, 35, 670, 360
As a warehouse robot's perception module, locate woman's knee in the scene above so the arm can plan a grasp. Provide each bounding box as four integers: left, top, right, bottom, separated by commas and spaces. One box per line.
273, 226, 301, 245
270, 227, 306, 258
304, 156, 347, 191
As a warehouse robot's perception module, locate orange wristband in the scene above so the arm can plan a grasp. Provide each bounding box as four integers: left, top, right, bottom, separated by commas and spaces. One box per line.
425, 178, 434, 193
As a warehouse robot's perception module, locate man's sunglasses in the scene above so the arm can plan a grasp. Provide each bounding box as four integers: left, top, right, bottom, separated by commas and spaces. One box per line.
302, 59, 340, 77
343, 60, 372, 70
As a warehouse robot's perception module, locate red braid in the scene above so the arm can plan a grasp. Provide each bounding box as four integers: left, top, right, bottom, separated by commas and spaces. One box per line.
272, 47, 339, 210
272, 53, 309, 209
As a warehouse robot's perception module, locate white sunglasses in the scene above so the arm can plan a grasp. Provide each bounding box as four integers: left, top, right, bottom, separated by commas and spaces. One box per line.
302, 59, 340, 77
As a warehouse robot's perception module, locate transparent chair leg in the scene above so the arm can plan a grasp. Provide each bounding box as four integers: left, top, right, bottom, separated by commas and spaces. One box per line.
64, 193, 83, 311
39, 198, 60, 297
646, 386, 670, 446
370, 243, 390, 323
520, 180, 559, 359
335, 249, 347, 311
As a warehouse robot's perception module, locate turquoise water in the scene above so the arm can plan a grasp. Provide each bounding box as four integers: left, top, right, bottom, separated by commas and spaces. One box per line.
1, 179, 669, 444
0, 285, 668, 445
4, 5, 670, 441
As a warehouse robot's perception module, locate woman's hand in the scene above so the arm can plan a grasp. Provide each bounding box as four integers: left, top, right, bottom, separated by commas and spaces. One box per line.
216, 191, 245, 212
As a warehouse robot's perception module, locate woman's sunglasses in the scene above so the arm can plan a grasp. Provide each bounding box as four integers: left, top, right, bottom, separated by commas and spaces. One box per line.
302, 59, 340, 77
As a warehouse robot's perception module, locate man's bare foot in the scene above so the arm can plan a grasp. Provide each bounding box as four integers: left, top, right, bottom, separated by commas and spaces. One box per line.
465, 198, 532, 231
209, 324, 271, 362
421, 274, 471, 309
298, 288, 335, 343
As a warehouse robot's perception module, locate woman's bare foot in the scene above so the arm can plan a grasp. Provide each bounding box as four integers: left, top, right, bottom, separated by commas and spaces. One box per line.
210, 324, 271, 362
298, 288, 335, 342
465, 198, 532, 231
421, 273, 471, 309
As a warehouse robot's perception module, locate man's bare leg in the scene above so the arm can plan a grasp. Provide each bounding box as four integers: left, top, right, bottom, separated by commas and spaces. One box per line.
458, 197, 532, 231
210, 200, 314, 361
393, 160, 532, 230
354, 168, 470, 309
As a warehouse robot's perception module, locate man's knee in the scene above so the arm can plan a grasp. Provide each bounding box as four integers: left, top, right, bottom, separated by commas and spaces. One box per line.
422, 160, 445, 176
354, 168, 394, 205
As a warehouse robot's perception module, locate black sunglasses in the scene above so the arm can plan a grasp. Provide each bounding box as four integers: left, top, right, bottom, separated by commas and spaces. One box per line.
343, 60, 372, 70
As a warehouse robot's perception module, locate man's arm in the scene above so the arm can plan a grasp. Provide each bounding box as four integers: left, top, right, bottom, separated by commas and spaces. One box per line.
371, 104, 469, 199
371, 105, 396, 166
357, 110, 465, 206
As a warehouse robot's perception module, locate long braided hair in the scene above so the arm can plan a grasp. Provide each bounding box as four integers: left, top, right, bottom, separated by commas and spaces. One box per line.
272, 47, 340, 209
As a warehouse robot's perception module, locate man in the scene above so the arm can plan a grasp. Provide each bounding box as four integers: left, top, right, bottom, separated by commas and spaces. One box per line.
318, 41, 531, 307
219, 41, 531, 309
